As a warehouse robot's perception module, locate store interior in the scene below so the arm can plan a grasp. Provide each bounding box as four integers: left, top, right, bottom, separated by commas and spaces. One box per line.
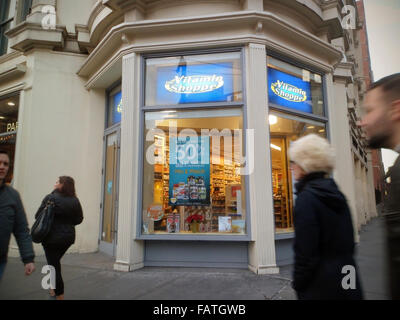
0, 94, 19, 184
269, 113, 326, 233
143, 111, 247, 235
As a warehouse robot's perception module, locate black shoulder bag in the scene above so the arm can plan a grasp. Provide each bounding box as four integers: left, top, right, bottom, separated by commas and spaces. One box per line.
31, 197, 55, 243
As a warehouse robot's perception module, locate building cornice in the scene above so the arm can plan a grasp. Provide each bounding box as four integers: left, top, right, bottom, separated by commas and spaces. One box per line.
5, 22, 67, 53
78, 11, 343, 79
0, 62, 27, 83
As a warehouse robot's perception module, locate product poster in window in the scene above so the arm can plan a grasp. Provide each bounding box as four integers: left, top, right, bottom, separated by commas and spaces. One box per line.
268, 68, 312, 113
169, 136, 210, 206
156, 62, 234, 105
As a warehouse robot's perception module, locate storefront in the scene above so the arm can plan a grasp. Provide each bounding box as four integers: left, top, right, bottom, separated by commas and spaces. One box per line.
101, 47, 331, 269
1, 0, 378, 273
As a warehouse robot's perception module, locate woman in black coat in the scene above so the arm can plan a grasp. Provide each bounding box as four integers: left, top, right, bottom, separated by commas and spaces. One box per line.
35, 176, 83, 300
288, 134, 363, 300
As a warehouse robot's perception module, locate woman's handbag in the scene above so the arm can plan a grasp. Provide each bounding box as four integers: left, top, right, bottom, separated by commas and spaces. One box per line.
31, 198, 55, 243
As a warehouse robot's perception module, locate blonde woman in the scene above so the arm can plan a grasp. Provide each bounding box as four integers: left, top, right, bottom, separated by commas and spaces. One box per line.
289, 134, 363, 300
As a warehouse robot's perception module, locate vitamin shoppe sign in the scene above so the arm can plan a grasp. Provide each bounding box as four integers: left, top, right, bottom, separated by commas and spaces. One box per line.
156, 62, 234, 104
268, 67, 312, 113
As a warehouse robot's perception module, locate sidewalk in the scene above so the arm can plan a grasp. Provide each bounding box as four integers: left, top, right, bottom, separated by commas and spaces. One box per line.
0, 217, 389, 300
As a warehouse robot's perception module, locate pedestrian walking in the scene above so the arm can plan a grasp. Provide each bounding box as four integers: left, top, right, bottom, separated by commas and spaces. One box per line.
36, 176, 83, 300
359, 73, 400, 300
0, 150, 35, 282
288, 134, 364, 300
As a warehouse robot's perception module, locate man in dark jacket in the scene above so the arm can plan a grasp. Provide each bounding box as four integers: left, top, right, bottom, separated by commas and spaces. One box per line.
359, 73, 400, 300
0, 150, 35, 281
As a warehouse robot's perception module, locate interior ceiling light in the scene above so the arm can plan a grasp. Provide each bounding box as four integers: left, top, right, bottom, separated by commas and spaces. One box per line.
8, 102, 15, 106
269, 115, 278, 125
270, 143, 281, 151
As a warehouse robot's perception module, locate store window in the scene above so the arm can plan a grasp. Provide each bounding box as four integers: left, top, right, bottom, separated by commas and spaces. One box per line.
267, 56, 327, 234
107, 85, 122, 127
268, 56, 324, 116
145, 52, 243, 106
143, 108, 247, 235
142, 50, 247, 237
269, 113, 327, 233
0, 94, 19, 183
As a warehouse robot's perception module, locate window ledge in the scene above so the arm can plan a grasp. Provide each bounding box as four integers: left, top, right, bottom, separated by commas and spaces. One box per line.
275, 232, 295, 240
137, 234, 251, 241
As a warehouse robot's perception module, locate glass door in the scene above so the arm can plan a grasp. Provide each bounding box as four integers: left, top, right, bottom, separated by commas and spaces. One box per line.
99, 128, 120, 256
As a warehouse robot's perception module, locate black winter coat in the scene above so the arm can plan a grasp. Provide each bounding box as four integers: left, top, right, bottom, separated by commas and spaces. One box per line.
292, 172, 364, 300
35, 190, 83, 248
0, 183, 35, 264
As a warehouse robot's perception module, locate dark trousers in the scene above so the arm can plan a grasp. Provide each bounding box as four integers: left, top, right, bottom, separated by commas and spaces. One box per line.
0, 262, 6, 282
43, 244, 71, 296
385, 213, 400, 300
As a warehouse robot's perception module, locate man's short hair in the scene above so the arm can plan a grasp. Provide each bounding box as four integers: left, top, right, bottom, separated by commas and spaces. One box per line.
369, 73, 400, 103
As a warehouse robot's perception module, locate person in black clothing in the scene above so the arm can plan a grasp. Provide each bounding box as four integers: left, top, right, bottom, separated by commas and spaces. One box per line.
359, 73, 400, 300
288, 134, 364, 300
36, 176, 83, 300
0, 150, 35, 281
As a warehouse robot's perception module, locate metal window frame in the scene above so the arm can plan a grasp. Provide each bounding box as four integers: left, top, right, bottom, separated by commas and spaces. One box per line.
266, 51, 330, 239
137, 47, 252, 241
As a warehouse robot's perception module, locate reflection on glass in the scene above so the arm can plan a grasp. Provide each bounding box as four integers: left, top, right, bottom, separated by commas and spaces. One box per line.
142, 109, 247, 235
102, 133, 118, 243
269, 112, 326, 233
107, 87, 122, 127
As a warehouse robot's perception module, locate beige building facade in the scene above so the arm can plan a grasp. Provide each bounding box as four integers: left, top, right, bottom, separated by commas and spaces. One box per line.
0, 0, 378, 274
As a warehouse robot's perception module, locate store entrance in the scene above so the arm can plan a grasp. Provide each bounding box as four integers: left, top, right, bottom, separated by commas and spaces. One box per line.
99, 127, 120, 256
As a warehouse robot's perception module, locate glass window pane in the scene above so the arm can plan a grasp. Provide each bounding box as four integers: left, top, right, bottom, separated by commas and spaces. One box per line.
0, 94, 19, 184
145, 52, 243, 106
268, 56, 324, 116
143, 109, 247, 235
268, 112, 326, 233
107, 87, 122, 127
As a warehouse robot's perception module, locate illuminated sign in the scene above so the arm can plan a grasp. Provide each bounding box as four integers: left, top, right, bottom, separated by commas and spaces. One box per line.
271, 80, 307, 103
165, 75, 224, 94
156, 62, 234, 104
7, 122, 18, 132
268, 68, 312, 113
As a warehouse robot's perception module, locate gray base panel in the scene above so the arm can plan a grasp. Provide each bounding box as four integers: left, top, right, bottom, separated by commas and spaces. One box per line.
144, 241, 249, 268
275, 239, 294, 266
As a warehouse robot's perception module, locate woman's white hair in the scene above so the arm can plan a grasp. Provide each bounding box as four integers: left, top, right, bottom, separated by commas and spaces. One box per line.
288, 134, 335, 174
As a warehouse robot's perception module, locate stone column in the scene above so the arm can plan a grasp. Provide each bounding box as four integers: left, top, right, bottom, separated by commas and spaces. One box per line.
114, 52, 144, 272
246, 43, 279, 274
326, 71, 360, 242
